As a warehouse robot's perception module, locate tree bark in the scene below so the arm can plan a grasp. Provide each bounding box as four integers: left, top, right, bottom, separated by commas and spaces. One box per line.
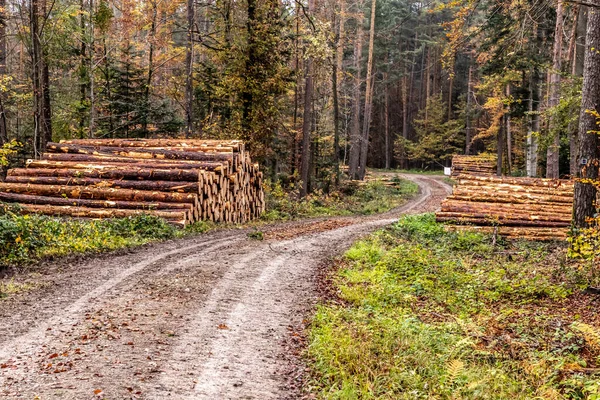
465, 65, 473, 154
384, 71, 390, 169
9, 167, 200, 181
332, 0, 344, 186
506, 84, 512, 174
497, 115, 505, 176
142, 0, 157, 136
185, 0, 195, 137
0, 182, 199, 203
573, 1, 600, 228
5, 176, 200, 192
526, 70, 540, 177
546, 0, 564, 179
299, 0, 315, 197
0, 0, 8, 145
0, 192, 194, 211
348, 4, 364, 180
31, 0, 43, 156
357, 0, 376, 180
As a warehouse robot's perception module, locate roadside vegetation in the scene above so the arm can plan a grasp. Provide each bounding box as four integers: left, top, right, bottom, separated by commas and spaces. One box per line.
262, 178, 418, 221
0, 203, 212, 268
308, 214, 600, 399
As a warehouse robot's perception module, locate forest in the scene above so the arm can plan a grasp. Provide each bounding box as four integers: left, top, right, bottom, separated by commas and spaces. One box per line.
0, 0, 597, 198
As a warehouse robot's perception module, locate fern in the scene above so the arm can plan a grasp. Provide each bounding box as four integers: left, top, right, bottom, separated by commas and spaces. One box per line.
446, 359, 465, 384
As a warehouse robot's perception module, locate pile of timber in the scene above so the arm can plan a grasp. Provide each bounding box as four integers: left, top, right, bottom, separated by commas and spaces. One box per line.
0, 139, 265, 226
436, 174, 573, 240
451, 154, 496, 177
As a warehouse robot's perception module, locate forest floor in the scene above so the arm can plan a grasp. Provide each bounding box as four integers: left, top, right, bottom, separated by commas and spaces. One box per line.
0, 174, 451, 399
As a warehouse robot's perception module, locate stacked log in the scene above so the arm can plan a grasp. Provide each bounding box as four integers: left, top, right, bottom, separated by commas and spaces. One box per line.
0, 139, 265, 226
451, 154, 496, 177
436, 174, 573, 240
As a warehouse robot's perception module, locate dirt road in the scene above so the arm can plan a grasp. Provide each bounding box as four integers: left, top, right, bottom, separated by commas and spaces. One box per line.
0, 175, 451, 399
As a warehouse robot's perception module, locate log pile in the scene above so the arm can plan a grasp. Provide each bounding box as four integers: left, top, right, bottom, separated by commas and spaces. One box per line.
0, 139, 265, 226
436, 174, 573, 240
451, 154, 496, 177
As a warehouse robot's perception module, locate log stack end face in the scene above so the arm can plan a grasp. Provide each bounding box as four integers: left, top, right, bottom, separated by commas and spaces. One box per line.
0, 139, 265, 226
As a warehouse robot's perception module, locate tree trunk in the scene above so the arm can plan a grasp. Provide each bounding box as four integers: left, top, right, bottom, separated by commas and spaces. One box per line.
332, 0, 345, 186
0, 0, 8, 145
89, 0, 96, 138
185, 0, 195, 137
357, 0, 376, 180
465, 65, 473, 154
79, 0, 88, 138
497, 116, 504, 176
546, 0, 564, 179
384, 72, 390, 169
566, 4, 580, 74
526, 70, 540, 177
31, 0, 43, 156
348, 5, 364, 180
573, 1, 600, 228
299, 0, 315, 197
40, 0, 52, 148
506, 84, 512, 173
142, 0, 157, 136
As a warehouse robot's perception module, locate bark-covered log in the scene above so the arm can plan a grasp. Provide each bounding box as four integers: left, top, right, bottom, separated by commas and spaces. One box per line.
440, 200, 573, 216
0, 192, 193, 211
455, 174, 574, 190
16, 204, 190, 226
0, 182, 198, 203
47, 143, 234, 162
37, 155, 229, 172
5, 176, 200, 193
451, 187, 573, 204
60, 138, 244, 151
10, 167, 200, 182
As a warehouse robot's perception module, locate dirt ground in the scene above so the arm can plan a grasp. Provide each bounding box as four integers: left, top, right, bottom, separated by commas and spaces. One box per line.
0, 174, 451, 400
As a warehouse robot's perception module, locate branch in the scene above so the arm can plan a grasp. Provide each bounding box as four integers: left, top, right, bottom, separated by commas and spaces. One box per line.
294, 0, 316, 32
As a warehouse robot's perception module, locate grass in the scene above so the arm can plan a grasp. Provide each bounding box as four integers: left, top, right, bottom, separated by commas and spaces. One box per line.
0, 203, 212, 267
308, 214, 600, 399
261, 178, 419, 222
0, 278, 35, 299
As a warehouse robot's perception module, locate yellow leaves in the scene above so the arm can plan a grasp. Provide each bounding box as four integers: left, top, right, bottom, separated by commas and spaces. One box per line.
304, 21, 334, 64
571, 322, 600, 353
0, 140, 21, 167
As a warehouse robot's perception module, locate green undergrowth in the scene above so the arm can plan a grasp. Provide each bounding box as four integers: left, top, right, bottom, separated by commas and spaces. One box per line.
308, 214, 600, 399
261, 178, 418, 222
0, 203, 212, 267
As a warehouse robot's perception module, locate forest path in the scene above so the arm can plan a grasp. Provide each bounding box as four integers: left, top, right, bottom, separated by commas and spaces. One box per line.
0, 174, 451, 400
